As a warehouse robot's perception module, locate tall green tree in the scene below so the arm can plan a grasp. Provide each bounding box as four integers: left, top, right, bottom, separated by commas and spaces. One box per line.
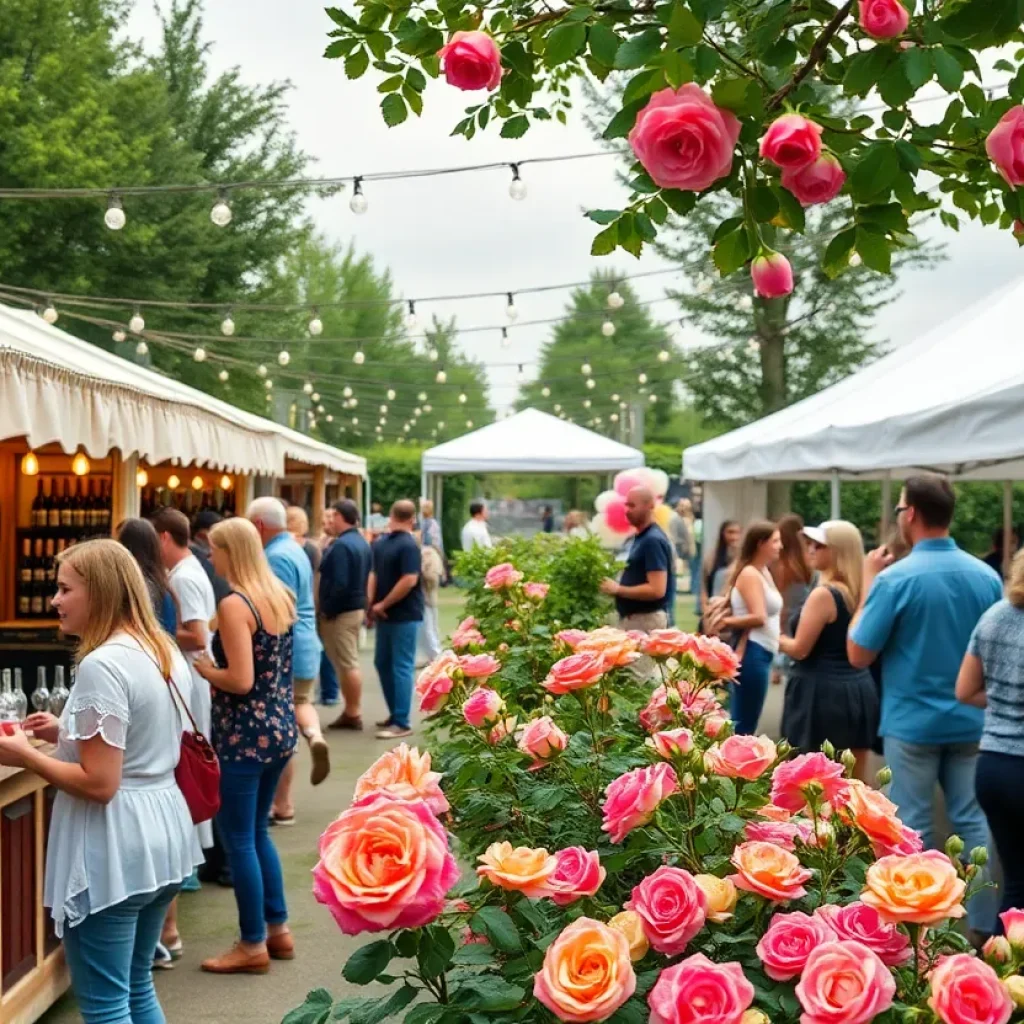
517, 272, 676, 440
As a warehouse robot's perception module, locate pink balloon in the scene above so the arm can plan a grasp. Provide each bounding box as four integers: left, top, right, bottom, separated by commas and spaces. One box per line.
614, 470, 647, 498
605, 497, 632, 534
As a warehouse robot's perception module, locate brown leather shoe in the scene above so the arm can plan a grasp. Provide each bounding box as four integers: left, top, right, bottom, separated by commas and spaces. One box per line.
267, 932, 295, 960
201, 944, 270, 974
310, 738, 331, 786
328, 713, 364, 731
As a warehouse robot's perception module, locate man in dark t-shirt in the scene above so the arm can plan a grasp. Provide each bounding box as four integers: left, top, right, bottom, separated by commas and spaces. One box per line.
369, 500, 423, 739
600, 486, 675, 631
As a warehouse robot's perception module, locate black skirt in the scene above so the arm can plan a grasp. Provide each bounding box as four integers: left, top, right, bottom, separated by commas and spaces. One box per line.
782, 665, 880, 753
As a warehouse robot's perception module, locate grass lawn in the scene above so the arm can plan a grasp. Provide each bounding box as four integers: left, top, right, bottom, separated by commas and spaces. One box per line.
436, 586, 700, 640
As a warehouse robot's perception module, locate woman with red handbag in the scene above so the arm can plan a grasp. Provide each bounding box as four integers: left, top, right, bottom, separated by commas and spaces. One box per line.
0, 539, 198, 1024
193, 517, 298, 974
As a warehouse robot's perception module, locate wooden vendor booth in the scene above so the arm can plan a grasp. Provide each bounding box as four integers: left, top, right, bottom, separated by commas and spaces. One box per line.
0, 304, 365, 1022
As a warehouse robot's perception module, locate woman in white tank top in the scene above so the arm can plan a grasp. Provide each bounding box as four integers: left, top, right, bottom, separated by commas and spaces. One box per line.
719, 521, 783, 734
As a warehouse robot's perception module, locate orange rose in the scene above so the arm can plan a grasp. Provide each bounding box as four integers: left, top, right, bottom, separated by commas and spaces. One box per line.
694, 874, 738, 922
729, 841, 812, 902
576, 627, 640, 669
608, 910, 650, 961
840, 779, 905, 854
861, 850, 966, 925
477, 841, 557, 897
352, 743, 449, 816
534, 918, 636, 1022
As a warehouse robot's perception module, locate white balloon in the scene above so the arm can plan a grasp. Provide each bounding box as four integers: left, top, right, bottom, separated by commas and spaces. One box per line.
648, 469, 670, 497
594, 489, 618, 514
591, 512, 630, 549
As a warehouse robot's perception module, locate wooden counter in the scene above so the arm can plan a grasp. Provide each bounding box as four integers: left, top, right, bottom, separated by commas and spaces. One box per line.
0, 748, 68, 1024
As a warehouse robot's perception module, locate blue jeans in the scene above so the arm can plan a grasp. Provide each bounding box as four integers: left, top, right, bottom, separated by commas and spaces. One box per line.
375, 620, 420, 729
732, 639, 773, 735
885, 737, 998, 934
63, 883, 181, 1024
217, 756, 290, 943
691, 554, 702, 614
319, 649, 340, 703
976, 751, 1024, 923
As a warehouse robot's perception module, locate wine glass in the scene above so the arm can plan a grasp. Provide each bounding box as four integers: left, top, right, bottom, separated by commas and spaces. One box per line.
49, 666, 70, 717
31, 667, 50, 714
12, 669, 28, 721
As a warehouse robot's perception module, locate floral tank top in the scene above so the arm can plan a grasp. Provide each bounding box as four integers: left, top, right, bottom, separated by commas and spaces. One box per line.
211, 591, 297, 763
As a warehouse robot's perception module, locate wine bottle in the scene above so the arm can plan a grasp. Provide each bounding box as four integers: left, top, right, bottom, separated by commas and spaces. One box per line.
44, 538, 56, 610
30, 538, 46, 615
99, 479, 111, 530
72, 478, 86, 530
12, 669, 27, 721
60, 478, 72, 529
18, 538, 33, 616
32, 477, 46, 528
47, 478, 60, 530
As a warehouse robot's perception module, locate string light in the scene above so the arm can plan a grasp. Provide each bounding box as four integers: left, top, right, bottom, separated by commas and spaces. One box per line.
351, 416, 359, 425
343, 386, 353, 398
501, 327, 510, 348
607, 290, 624, 310
581, 361, 592, 376
220, 474, 233, 489
104, 194, 126, 230
135, 341, 148, 356
506, 293, 518, 321
20, 452, 39, 476
42, 301, 58, 324
583, 399, 592, 409
210, 190, 232, 227
387, 388, 396, 401
435, 367, 447, 384
257, 364, 268, 377
194, 347, 207, 362
308, 310, 323, 336
71, 452, 91, 476
136, 468, 148, 487
220, 312, 235, 336
379, 416, 387, 425
191, 475, 204, 490
554, 403, 561, 412
466, 419, 474, 427
458, 392, 467, 404
427, 346, 439, 362
508, 164, 527, 201
611, 392, 619, 402
353, 350, 365, 364
649, 393, 658, 403
265, 379, 273, 389
423, 403, 432, 412
658, 349, 670, 362
638, 372, 648, 384
317, 403, 325, 413
167, 473, 180, 489
219, 369, 229, 382
601, 320, 616, 337
312, 392, 321, 402
277, 349, 291, 366
619, 400, 627, 409
417, 391, 427, 402
349, 397, 357, 407
541, 386, 550, 397
586, 378, 596, 390
349, 176, 368, 215
326, 414, 333, 423
129, 307, 145, 334
610, 413, 619, 423
112, 328, 126, 342
303, 381, 313, 394
404, 301, 419, 332
413, 406, 421, 417
403, 423, 411, 433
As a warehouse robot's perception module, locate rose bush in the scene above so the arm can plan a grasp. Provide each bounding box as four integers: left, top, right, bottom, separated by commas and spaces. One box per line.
288, 555, 1011, 1024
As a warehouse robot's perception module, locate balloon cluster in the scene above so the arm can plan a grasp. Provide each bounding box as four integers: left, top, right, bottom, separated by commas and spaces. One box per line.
592, 467, 672, 548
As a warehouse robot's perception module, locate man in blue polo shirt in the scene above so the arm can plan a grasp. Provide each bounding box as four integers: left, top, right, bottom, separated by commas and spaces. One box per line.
248, 497, 329, 826
848, 472, 1001, 935
600, 486, 676, 631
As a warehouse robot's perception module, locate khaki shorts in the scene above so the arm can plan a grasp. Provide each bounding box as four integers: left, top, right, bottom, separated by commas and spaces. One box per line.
618, 610, 669, 633
321, 609, 363, 673
293, 677, 316, 705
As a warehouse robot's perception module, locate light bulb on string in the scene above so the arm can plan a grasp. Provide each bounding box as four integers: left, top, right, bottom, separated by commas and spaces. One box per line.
508, 163, 527, 201
638, 372, 648, 384
586, 378, 596, 390
541, 386, 550, 397
167, 474, 181, 490
312, 392, 321, 402
404, 301, 419, 333
376, 425, 382, 434
136, 468, 148, 487
458, 392, 467, 404
42, 301, 58, 324
135, 341, 149, 356
403, 423, 411, 433
308, 310, 323, 336
317, 404, 325, 413
501, 327, 510, 348
413, 407, 421, 417
342, 386, 352, 398
104, 193, 126, 230
277, 349, 290, 366
601, 320, 616, 337
326, 414, 333, 423
465, 419, 473, 428
220, 312, 235, 336
379, 416, 387, 426
423, 403, 432, 413
379, 404, 388, 414
309, 418, 317, 429
649, 393, 658, 404
112, 328, 127, 343
387, 388, 396, 401
349, 176, 368, 214
20, 452, 39, 477
353, 350, 365, 364
129, 307, 145, 334
438, 420, 446, 429
505, 292, 518, 321
220, 475, 233, 490
257, 364, 267, 377
210, 189, 232, 227
607, 290, 624, 310
194, 347, 207, 362
219, 370, 229, 382
303, 381, 313, 395
435, 368, 447, 384
583, 399, 592, 409
581, 361, 592, 376
611, 392, 619, 402
658, 349, 670, 362
265, 379, 273, 390
619, 400, 627, 409
351, 416, 359, 425
610, 412, 619, 423
72, 452, 91, 476
416, 391, 427, 402
191, 475, 204, 491
349, 397, 357, 408
554, 403, 562, 412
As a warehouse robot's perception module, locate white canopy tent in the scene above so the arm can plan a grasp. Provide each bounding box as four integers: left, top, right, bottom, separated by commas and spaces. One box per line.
0, 303, 366, 479
682, 274, 1024, 548
420, 408, 645, 527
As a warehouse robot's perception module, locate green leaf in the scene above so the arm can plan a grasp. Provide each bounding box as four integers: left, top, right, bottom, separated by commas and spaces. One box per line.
587, 209, 622, 225
602, 99, 646, 140
345, 48, 370, 79
402, 82, 423, 115
772, 184, 806, 232
282, 989, 333, 1024
901, 47, 933, 89
720, 813, 745, 833
646, 196, 669, 224
588, 23, 623, 67
563, 4, 596, 21
667, 2, 703, 46
622, 68, 664, 105
530, 785, 567, 811
850, 144, 899, 201
941, 0, 1023, 47
380, 93, 408, 126
608, 999, 650, 1024
406, 66, 426, 91
366, 31, 389, 60
855, 228, 892, 273
711, 77, 763, 117
843, 46, 892, 95
324, 39, 355, 59
749, 185, 779, 223
712, 228, 751, 276
545, 22, 587, 66
452, 977, 527, 1012
661, 50, 694, 89
417, 926, 456, 979
326, 7, 360, 30
961, 81, 987, 114
501, 40, 534, 78
634, 211, 657, 241
661, 189, 697, 216
452, 942, 496, 966
403, 1006, 445, 1024
858, 202, 909, 233
471, 906, 521, 951
394, 930, 419, 958
877, 59, 915, 106
614, 28, 664, 70
377, 75, 403, 92
823, 226, 857, 278
347, 986, 418, 1024
591, 223, 619, 255
500, 114, 530, 138
342, 940, 393, 985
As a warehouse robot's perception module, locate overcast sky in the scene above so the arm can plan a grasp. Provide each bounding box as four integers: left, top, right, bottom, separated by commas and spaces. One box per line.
127, 1, 1024, 415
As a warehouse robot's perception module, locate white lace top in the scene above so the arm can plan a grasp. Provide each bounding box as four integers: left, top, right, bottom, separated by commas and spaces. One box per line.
43, 634, 200, 936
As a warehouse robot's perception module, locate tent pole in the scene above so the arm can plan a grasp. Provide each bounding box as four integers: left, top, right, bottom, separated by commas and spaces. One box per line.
437, 475, 444, 546
880, 473, 892, 544
1004, 480, 1013, 579
830, 470, 841, 520
365, 474, 371, 527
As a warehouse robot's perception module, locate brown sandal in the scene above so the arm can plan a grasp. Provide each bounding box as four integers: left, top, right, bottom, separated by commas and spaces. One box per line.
201, 944, 270, 974
329, 713, 364, 731
267, 932, 295, 960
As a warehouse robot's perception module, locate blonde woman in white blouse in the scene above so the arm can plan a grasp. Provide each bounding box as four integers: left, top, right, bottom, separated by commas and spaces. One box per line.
0, 539, 196, 1024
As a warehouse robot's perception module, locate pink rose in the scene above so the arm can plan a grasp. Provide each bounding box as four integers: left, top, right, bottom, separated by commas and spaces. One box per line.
556, 628, 588, 649
691, 636, 742, 679
745, 820, 803, 851
648, 953, 754, 1024
705, 712, 730, 738
486, 715, 518, 745
628, 84, 741, 192
983, 935, 1011, 965
1002, 908, 1024, 946
796, 941, 896, 1024
705, 734, 778, 781
750, 251, 794, 300
814, 902, 911, 967
524, 581, 549, 601
602, 763, 679, 843
518, 715, 569, 768
770, 752, 850, 813
986, 106, 1024, 187
543, 652, 606, 694
313, 794, 459, 935
929, 953, 1012, 1024
437, 31, 502, 91
459, 653, 500, 679
484, 562, 523, 589
625, 865, 708, 955
756, 911, 838, 981
1013, 219, 1024, 243
759, 114, 823, 170
639, 685, 676, 733
415, 651, 460, 713
858, 0, 909, 39
649, 727, 695, 760
462, 687, 504, 728
352, 743, 449, 816
781, 154, 846, 206
729, 841, 812, 902
451, 616, 485, 649
547, 847, 606, 906
641, 628, 699, 658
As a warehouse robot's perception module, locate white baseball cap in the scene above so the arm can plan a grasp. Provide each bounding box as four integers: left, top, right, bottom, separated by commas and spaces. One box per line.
802, 521, 841, 546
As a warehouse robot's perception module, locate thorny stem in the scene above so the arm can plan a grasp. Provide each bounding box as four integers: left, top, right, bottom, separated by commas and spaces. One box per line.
702, 32, 769, 87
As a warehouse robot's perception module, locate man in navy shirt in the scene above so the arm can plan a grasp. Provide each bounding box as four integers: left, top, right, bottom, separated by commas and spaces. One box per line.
600, 486, 676, 631
369, 500, 423, 739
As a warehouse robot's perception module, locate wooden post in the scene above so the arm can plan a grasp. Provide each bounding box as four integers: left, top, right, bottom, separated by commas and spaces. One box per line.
830, 470, 841, 520
1004, 480, 1013, 580
312, 466, 326, 534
